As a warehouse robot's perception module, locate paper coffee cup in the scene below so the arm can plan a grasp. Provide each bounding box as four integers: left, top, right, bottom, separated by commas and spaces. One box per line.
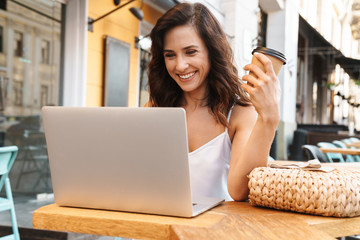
250, 47, 286, 77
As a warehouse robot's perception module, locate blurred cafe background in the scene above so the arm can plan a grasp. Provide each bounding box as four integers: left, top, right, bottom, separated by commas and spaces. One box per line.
0, 0, 360, 232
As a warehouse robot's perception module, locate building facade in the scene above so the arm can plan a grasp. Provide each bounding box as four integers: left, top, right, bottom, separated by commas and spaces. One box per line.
0, 0, 61, 116
0, 0, 62, 195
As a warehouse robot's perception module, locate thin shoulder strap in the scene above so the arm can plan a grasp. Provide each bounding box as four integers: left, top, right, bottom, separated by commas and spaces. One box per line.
226, 104, 235, 132
227, 104, 235, 122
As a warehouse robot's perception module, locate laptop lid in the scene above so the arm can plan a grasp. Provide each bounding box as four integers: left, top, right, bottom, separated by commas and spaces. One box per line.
42, 106, 197, 217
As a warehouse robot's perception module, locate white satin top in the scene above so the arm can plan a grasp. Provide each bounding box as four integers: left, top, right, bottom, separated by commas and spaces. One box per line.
188, 107, 233, 201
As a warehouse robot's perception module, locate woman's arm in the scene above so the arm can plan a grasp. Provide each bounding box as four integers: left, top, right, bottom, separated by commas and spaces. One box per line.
227, 52, 281, 201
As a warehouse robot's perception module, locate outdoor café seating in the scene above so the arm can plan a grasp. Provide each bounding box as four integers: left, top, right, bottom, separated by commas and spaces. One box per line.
301, 145, 328, 162
289, 124, 360, 161
333, 140, 360, 162
317, 142, 345, 162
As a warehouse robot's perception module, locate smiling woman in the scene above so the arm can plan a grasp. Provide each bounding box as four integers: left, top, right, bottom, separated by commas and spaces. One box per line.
146, 2, 281, 201
163, 25, 210, 95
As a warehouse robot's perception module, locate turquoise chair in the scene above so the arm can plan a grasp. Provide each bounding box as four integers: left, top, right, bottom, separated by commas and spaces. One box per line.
0, 146, 20, 240
349, 137, 360, 143
317, 142, 345, 163
340, 138, 353, 145
332, 140, 358, 162
301, 145, 329, 162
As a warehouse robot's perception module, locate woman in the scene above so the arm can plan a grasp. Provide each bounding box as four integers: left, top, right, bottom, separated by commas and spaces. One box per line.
146, 3, 281, 201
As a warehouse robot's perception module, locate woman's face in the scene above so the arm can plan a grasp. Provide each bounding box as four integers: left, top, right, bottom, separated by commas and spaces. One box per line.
163, 24, 210, 94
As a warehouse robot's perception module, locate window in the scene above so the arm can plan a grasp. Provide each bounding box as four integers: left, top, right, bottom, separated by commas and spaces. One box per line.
139, 48, 151, 107
257, 8, 267, 47
138, 20, 153, 106
40, 85, 48, 106
14, 30, 23, 57
41, 39, 50, 64
1, 0, 64, 229
13, 80, 23, 106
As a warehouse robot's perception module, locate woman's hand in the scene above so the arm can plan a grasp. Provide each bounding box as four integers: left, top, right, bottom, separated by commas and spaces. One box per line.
241, 52, 281, 126
144, 101, 153, 107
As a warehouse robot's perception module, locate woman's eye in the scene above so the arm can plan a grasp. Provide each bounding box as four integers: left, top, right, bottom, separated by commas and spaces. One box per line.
186, 50, 197, 55
164, 53, 175, 58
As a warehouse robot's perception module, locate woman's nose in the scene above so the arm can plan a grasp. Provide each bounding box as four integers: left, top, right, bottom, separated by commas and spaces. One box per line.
175, 56, 189, 71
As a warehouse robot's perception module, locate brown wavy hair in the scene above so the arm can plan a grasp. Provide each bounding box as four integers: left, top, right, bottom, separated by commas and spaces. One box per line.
148, 2, 250, 126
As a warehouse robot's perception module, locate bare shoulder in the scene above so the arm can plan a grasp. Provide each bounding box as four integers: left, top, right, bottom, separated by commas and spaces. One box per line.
229, 104, 257, 134
231, 104, 257, 123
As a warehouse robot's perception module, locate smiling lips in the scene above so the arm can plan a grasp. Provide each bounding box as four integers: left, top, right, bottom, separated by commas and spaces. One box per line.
178, 71, 196, 80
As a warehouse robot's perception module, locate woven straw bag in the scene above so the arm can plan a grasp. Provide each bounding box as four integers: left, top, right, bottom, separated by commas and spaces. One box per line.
248, 166, 360, 217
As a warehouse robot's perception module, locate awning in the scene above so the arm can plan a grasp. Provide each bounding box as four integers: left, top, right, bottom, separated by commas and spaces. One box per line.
335, 54, 360, 80
299, 16, 360, 80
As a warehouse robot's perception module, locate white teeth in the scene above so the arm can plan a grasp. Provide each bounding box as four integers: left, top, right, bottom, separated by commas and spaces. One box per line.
179, 72, 195, 79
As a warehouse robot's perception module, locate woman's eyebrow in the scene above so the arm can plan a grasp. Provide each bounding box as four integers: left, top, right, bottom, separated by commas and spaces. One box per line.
183, 45, 199, 50
163, 45, 200, 53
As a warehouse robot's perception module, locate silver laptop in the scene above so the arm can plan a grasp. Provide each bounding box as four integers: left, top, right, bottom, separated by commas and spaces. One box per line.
42, 106, 224, 217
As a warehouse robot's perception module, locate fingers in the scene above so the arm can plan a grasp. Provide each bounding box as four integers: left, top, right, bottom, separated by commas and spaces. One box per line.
242, 72, 259, 87
241, 83, 254, 97
242, 52, 280, 88
242, 52, 280, 99
241, 53, 282, 123
241, 78, 263, 97
243, 64, 268, 82
250, 52, 276, 78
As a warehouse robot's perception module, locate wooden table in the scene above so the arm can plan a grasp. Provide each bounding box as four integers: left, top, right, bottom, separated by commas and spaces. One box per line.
33, 161, 360, 239
320, 147, 360, 155
33, 200, 360, 239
